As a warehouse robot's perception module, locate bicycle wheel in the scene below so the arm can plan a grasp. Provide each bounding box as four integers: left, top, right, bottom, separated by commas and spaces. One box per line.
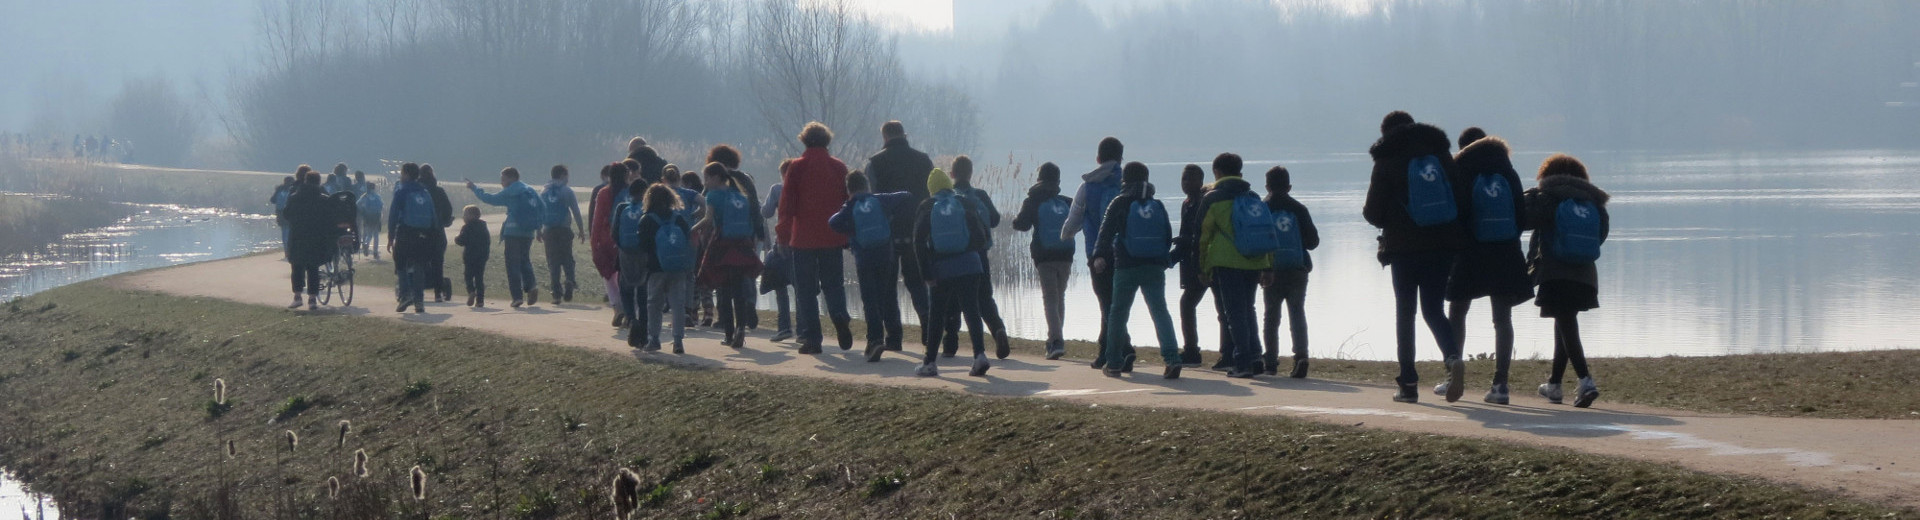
319, 255, 337, 306
339, 257, 355, 306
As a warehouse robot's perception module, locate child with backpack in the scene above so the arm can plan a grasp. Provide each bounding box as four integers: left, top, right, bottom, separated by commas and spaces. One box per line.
356, 180, 384, 260
683, 171, 716, 328
1526, 154, 1610, 408
468, 167, 547, 308
636, 184, 694, 353
613, 181, 653, 347
454, 205, 490, 307
695, 162, 766, 349
1439, 129, 1534, 405
540, 165, 586, 302
1262, 167, 1320, 378
1196, 153, 1275, 379
914, 168, 991, 377
828, 170, 917, 361
1061, 138, 1126, 369
1091, 162, 1182, 379
1010, 162, 1075, 360
388, 163, 437, 314
1362, 111, 1469, 403
1170, 164, 1217, 369
946, 156, 1013, 359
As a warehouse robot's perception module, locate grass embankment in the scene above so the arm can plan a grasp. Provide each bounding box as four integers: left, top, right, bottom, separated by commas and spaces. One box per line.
0, 193, 137, 256
348, 235, 1920, 421
0, 283, 1907, 519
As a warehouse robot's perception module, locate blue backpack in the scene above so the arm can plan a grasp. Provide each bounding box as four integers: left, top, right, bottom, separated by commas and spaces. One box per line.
397, 188, 435, 229
1550, 199, 1604, 263
614, 202, 646, 250
849, 194, 891, 249
1035, 196, 1073, 252
649, 213, 693, 272
958, 190, 994, 249
357, 191, 383, 219
929, 192, 971, 255
673, 187, 702, 221
1471, 172, 1518, 242
1080, 169, 1121, 247
1122, 199, 1171, 261
1230, 192, 1280, 256
713, 189, 753, 239
541, 184, 573, 227
1406, 154, 1457, 227
1271, 209, 1306, 270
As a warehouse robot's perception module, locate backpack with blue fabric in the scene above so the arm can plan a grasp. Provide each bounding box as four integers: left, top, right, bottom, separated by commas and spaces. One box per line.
673, 187, 701, 221
929, 192, 971, 255
1035, 196, 1073, 252
541, 183, 572, 227
957, 189, 993, 249
1230, 192, 1279, 256
1549, 198, 1605, 263
510, 186, 545, 232
1080, 167, 1121, 247
1405, 154, 1457, 227
713, 188, 753, 239
357, 191, 384, 220
849, 194, 891, 249
1470, 172, 1518, 242
397, 187, 435, 229
1122, 198, 1171, 261
649, 213, 693, 272
1271, 208, 1306, 270
614, 202, 646, 250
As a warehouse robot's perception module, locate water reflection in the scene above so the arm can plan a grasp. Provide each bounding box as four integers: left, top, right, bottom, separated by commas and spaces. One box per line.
0, 471, 56, 520
0, 202, 281, 301
835, 150, 1920, 361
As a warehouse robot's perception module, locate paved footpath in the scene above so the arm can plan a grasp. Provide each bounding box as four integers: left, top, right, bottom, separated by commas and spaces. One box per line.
118, 250, 1920, 507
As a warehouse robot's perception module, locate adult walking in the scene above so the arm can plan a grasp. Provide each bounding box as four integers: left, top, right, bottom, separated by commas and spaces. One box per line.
777, 122, 854, 353
862, 121, 935, 327
420, 164, 456, 303
1061, 137, 1126, 369
387, 163, 439, 314
469, 167, 547, 308
540, 165, 587, 302
284, 171, 333, 310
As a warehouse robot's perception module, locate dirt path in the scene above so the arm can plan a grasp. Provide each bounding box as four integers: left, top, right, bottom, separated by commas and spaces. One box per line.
116, 249, 1920, 507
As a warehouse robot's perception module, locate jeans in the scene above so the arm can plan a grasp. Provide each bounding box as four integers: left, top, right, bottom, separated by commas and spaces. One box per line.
853, 246, 903, 347
1211, 268, 1261, 372
291, 263, 320, 296
645, 271, 690, 346
464, 259, 486, 301
1263, 269, 1310, 363
360, 219, 381, 257
1090, 264, 1115, 364
544, 227, 576, 297
1548, 313, 1593, 384
715, 274, 756, 336
791, 248, 850, 345
773, 286, 792, 332
1036, 261, 1071, 344
1107, 266, 1181, 365
924, 274, 986, 361
503, 236, 536, 302
1450, 295, 1519, 386
894, 241, 929, 323
1390, 252, 1459, 385
394, 229, 431, 305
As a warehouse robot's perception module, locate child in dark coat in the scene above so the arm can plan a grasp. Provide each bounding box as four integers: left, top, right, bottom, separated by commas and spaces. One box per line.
454, 205, 490, 308
1525, 154, 1611, 408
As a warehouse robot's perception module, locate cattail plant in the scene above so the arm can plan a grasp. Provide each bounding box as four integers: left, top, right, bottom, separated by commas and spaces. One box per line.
612, 469, 641, 520
327, 476, 340, 499
225, 439, 236, 458
336, 419, 351, 447
352, 449, 369, 478
284, 430, 299, 453
410, 465, 427, 501
213, 378, 227, 405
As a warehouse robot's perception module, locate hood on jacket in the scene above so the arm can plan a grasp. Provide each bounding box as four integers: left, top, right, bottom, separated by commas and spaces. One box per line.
1369, 122, 1452, 161
1083, 161, 1121, 183
1454, 136, 1512, 172
1122, 181, 1157, 200
1026, 182, 1061, 199
1203, 176, 1251, 199
1539, 175, 1610, 206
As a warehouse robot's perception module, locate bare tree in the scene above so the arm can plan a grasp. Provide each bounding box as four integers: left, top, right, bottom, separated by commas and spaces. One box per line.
108, 75, 201, 167
747, 0, 905, 158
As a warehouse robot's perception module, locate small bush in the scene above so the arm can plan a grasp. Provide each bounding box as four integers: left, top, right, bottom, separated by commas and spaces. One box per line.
203, 399, 232, 419
402, 380, 432, 400
273, 395, 311, 421
863, 470, 907, 499
640, 484, 672, 508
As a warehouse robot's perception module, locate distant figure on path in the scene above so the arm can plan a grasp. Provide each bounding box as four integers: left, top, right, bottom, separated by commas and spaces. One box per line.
1010, 162, 1075, 360
388, 163, 438, 314
1196, 153, 1273, 380
947, 156, 1013, 359
469, 167, 546, 308
695, 162, 766, 349
420, 165, 456, 303
455, 205, 490, 308
913, 168, 991, 377
1091, 161, 1181, 379
1171, 164, 1214, 368
828, 170, 916, 361
284, 172, 333, 310
1261, 166, 1319, 379
540, 165, 586, 302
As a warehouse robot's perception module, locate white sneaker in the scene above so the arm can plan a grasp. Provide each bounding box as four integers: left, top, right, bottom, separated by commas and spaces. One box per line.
1574, 377, 1601, 408
1432, 381, 1449, 397
288, 295, 304, 309
1484, 383, 1510, 405
1538, 383, 1564, 404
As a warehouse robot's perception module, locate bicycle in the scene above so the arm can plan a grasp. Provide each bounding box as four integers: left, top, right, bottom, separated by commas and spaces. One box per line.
317, 233, 357, 306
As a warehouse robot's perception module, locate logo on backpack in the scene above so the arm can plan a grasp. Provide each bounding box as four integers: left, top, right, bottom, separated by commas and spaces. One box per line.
1230, 193, 1280, 257
1122, 199, 1171, 262
615, 203, 646, 250
1272, 209, 1306, 271
930, 193, 971, 255
715, 190, 752, 239
1406, 154, 1458, 227
1471, 172, 1519, 242
1035, 196, 1073, 252
851, 196, 890, 249
399, 191, 434, 229
1549, 198, 1604, 263
650, 214, 693, 272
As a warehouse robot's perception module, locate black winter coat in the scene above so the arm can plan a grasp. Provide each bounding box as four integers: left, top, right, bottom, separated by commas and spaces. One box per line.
1524, 175, 1611, 289
456, 220, 491, 264
1362, 122, 1469, 262
1010, 183, 1076, 263
1174, 194, 1205, 288
865, 138, 934, 239
283, 186, 339, 267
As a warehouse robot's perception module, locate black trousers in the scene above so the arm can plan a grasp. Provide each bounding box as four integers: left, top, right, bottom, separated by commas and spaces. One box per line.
544, 227, 576, 294
1089, 265, 1114, 364
925, 274, 986, 361
464, 259, 487, 300
291, 263, 320, 296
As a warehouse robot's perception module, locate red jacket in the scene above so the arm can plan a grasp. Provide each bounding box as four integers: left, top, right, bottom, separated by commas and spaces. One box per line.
777, 147, 851, 249
588, 186, 621, 277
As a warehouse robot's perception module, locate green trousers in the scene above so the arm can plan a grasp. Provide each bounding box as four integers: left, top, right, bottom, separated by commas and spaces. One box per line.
1106, 265, 1182, 366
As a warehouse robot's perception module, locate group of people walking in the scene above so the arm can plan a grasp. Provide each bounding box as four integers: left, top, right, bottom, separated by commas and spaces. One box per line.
280, 111, 1613, 408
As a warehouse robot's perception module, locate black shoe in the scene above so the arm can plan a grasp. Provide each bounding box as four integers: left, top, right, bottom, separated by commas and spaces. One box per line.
1163, 364, 1183, 380
1044, 341, 1065, 361
885, 341, 903, 352
413, 303, 425, 314
466, 294, 475, 307
1289, 359, 1310, 379
396, 300, 411, 313
797, 342, 823, 355
1102, 366, 1123, 378
969, 355, 990, 377
1226, 367, 1257, 379
612, 313, 625, 327
1120, 354, 1136, 374
527, 288, 539, 305
565, 282, 577, 302
474, 295, 484, 308
1210, 357, 1232, 372
1091, 357, 1107, 370
864, 342, 884, 362
1263, 355, 1280, 376
836, 323, 853, 351
627, 332, 644, 349
941, 345, 957, 358
993, 331, 1011, 360
1180, 345, 1203, 367
1444, 358, 1467, 403
1393, 383, 1420, 403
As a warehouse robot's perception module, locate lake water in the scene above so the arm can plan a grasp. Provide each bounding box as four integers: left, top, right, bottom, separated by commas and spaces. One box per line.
0, 203, 281, 302
841, 149, 1920, 361
0, 471, 56, 519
